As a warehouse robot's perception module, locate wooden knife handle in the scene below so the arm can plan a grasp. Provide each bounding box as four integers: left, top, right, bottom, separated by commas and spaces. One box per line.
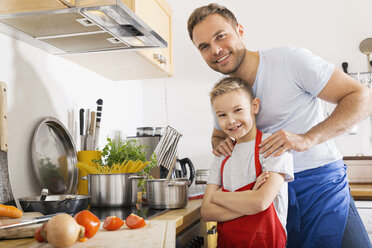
89, 111, 96, 136
0, 82, 8, 152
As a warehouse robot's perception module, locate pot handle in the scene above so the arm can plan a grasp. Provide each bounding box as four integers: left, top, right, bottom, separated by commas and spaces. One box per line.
167, 180, 191, 186
178, 157, 195, 187
129, 175, 146, 180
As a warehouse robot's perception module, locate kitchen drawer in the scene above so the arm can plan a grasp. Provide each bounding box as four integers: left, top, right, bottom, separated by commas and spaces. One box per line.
355, 201, 372, 242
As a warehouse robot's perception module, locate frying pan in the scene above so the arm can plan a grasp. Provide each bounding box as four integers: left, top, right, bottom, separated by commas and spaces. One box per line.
359, 38, 372, 72
18, 194, 90, 215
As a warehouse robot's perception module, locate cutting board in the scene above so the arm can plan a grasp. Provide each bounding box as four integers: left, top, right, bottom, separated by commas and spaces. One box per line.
0, 212, 43, 239
29, 220, 169, 248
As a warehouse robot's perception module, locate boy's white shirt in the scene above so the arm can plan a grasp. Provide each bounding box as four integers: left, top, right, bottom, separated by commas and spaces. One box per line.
208, 132, 294, 232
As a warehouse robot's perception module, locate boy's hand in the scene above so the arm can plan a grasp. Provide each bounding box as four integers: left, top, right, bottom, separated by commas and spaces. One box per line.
252, 171, 269, 190
212, 137, 235, 157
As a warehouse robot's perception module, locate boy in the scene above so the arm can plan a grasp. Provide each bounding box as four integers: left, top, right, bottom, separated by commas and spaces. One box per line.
202, 77, 294, 248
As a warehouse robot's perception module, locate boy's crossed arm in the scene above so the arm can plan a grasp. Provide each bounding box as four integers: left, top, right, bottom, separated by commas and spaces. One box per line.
212, 172, 285, 216
200, 171, 271, 222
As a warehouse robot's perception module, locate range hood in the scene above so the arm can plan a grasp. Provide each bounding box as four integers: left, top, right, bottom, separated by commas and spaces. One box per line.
0, 0, 167, 54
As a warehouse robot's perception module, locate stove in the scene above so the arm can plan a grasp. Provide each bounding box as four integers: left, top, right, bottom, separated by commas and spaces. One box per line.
90, 203, 169, 221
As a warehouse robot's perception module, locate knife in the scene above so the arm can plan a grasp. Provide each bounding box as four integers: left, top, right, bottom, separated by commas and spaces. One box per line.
86, 111, 96, 150
79, 108, 85, 151
0, 213, 57, 230
94, 99, 103, 150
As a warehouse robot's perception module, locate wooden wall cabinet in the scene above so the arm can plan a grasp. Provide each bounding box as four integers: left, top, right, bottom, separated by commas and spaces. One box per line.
62, 0, 173, 81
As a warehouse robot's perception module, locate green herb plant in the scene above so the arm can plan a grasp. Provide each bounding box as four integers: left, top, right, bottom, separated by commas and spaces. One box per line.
94, 137, 157, 192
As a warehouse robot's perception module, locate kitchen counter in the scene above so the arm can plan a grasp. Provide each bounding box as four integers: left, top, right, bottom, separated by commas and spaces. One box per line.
0, 199, 202, 248
151, 199, 202, 234
350, 183, 372, 200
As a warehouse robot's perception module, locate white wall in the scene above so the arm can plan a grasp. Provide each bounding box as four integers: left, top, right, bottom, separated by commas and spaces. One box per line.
142, 0, 372, 170
1, 0, 372, 200
0, 34, 145, 199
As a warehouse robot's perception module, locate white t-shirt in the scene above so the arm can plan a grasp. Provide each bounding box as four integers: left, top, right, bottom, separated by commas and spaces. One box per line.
208, 133, 294, 231
213, 46, 343, 173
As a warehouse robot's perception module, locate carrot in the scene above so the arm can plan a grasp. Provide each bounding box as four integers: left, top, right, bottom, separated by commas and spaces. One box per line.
0, 204, 23, 218
79, 237, 88, 242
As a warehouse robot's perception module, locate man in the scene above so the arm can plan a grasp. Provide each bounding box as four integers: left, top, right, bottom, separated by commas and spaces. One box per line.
187, 3, 372, 248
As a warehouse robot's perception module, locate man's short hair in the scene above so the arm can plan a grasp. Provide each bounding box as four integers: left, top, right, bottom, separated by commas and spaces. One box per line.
210, 77, 255, 104
187, 3, 238, 41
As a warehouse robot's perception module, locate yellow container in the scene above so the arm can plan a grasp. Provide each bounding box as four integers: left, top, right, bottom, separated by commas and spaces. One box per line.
77, 151, 102, 195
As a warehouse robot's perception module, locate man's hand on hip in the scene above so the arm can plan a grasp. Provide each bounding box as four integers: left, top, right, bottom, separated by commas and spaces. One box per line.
259, 129, 310, 158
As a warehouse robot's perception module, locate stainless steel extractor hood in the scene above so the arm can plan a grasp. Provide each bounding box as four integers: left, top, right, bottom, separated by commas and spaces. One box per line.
0, 0, 167, 54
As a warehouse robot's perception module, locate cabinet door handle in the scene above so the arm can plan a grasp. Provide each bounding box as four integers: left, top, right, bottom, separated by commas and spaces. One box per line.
153, 53, 167, 64
207, 225, 217, 235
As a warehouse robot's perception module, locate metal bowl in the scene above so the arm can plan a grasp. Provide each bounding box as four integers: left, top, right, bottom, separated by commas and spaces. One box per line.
18, 194, 90, 215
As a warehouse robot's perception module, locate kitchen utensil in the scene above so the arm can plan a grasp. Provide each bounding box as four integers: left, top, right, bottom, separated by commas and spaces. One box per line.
31, 117, 78, 194
85, 108, 91, 149
0, 213, 56, 230
39, 188, 48, 201
0, 212, 45, 239
165, 156, 178, 181
94, 99, 103, 150
359, 38, 372, 72
136, 127, 165, 136
18, 194, 90, 215
0, 81, 15, 206
86, 111, 96, 150
342, 62, 348, 73
154, 126, 182, 171
146, 178, 190, 209
178, 157, 195, 186
77, 150, 102, 195
84, 173, 144, 207
79, 108, 85, 150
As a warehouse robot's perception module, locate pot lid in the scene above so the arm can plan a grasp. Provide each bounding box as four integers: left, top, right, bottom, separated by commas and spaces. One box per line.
31, 117, 78, 194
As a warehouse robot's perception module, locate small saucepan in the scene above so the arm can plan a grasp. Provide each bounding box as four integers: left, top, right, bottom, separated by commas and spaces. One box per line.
18, 194, 90, 215
146, 178, 190, 209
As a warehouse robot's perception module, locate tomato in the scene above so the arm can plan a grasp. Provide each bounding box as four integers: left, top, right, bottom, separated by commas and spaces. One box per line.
34, 225, 45, 242
74, 210, 100, 238
125, 213, 146, 229
103, 216, 124, 231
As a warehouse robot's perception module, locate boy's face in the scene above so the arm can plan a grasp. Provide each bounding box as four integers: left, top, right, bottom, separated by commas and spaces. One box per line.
213, 89, 259, 143
192, 14, 246, 75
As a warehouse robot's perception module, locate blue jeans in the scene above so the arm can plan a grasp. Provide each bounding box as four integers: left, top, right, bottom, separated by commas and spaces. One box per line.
342, 194, 372, 248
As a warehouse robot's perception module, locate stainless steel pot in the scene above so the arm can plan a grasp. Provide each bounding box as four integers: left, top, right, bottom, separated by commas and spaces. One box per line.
18, 194, 90, 215
85, 173, 143, 207
146, 178, 190, 209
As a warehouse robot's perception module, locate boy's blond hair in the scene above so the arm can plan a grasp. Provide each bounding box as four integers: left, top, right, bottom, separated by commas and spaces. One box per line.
187, 3, 238, 41
210, 77, 255, 104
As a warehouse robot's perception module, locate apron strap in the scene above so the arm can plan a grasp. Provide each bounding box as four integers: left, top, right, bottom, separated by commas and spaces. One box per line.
254, 129, 263, 177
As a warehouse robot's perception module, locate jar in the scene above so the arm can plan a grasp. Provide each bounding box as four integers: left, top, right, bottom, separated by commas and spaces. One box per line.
195, 169, 209, 193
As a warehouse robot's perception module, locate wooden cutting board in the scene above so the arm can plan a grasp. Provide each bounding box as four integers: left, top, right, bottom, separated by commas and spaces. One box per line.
0, 212, 43, 239
15, 220, 169, 248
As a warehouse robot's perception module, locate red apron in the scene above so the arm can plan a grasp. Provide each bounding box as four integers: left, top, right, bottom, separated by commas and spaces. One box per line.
217, 130, 286, 248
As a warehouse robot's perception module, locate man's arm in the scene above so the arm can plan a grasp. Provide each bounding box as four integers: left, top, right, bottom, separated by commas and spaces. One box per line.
259, 68, 372, 157
211, 172, 285, 215
212, 128, 234, 156
201, 184, 243, 222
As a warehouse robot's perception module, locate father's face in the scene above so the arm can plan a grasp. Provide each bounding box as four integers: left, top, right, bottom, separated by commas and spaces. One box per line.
192, 14, 246, 75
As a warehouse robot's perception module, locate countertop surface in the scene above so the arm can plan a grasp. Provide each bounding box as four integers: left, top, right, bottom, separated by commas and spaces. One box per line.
350, 183, 372, 200
0, 199, 202, 247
